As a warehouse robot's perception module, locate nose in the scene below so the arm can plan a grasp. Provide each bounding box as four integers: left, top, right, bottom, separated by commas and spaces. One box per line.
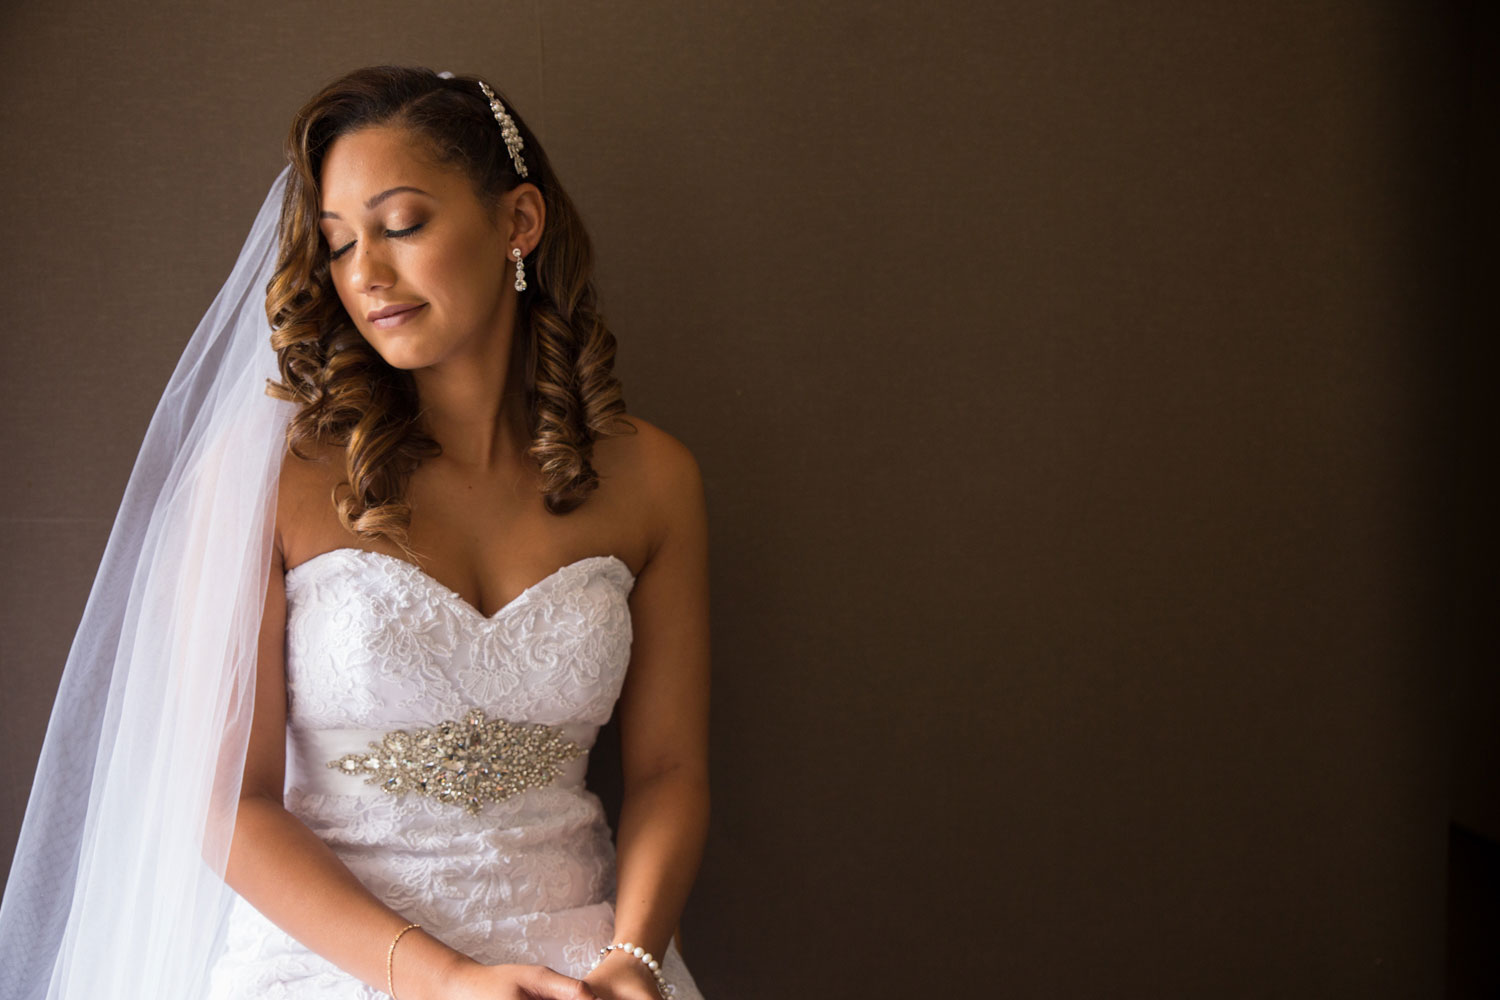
347, 242, 396, 293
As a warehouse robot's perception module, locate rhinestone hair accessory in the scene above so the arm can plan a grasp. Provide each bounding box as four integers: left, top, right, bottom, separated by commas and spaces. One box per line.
476, 79, 529, 177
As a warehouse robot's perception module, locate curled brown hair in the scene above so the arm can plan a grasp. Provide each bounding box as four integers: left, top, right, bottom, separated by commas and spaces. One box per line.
264, 65, 632, 556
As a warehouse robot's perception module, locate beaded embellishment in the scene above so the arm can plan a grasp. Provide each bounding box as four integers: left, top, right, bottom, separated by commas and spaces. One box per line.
476, 80, 528, 177
326, 709, 583, 814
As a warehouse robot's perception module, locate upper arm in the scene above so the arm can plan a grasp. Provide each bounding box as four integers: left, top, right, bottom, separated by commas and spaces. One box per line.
615, 427, 711, 788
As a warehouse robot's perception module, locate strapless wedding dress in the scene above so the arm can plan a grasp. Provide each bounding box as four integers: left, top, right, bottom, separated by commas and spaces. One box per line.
203, 548, 706, 999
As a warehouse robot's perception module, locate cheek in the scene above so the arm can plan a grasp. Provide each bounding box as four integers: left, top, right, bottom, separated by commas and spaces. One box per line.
328, 275, 357, 319
428, 246, 504, 313
438, 239, 491, 282
333, 278, 357, 313
325, 265, 357, 310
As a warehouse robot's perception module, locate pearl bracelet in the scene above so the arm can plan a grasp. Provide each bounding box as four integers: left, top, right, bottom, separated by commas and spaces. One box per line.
591, 941, 675, 998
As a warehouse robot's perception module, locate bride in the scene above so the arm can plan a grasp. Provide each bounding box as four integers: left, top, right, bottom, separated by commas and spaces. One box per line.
0, 66, 709, 1000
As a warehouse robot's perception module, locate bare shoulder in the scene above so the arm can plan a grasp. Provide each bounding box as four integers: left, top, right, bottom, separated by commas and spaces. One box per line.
274, 438, 346, 564
596, 415, 706, 557
598, 414, 703, 499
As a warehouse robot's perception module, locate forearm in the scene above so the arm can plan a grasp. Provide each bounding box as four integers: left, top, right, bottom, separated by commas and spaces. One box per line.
608, 766, 710, 959
224, 795, 468, 1000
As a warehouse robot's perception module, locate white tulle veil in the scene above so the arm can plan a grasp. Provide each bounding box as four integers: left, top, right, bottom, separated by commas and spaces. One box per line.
0, 164, 296, 998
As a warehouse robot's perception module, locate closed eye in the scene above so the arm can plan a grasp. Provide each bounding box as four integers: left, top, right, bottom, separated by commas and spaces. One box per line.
328, 223, 424, 261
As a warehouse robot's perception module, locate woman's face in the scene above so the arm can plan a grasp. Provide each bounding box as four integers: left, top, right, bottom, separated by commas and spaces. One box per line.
317, 125, 515, 371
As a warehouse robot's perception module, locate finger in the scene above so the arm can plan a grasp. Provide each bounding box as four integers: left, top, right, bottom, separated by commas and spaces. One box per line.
523, 965, 599, 1000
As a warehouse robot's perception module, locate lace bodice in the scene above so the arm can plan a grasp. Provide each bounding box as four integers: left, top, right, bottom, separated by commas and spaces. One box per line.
202, 549, 705, 999
282, 548, 636, 731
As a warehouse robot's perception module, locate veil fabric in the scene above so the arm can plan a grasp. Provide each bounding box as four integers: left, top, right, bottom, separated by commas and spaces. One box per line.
0, 164, 296, 999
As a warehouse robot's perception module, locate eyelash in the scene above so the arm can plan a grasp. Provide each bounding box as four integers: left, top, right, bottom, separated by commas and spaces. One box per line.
328, 223, 424, 261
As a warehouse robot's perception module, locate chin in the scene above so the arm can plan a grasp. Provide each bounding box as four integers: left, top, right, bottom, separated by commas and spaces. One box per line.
375, 349, 441, 372
360, 332, 442, 371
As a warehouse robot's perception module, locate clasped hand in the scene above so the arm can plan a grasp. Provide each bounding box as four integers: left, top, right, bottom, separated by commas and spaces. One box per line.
437, 950, 662, 1000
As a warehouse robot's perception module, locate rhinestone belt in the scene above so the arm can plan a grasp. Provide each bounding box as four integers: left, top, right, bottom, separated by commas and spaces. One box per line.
325, 708, 584, 815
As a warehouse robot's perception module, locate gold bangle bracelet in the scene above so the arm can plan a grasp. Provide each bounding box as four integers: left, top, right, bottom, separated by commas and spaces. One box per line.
387, 922, 422, 999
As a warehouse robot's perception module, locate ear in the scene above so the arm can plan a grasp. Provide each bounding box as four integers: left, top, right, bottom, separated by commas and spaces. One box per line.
501, 183, 546, 255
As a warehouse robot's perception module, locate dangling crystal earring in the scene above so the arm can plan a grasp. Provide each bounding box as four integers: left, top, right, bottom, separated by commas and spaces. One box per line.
512, 247, 527, 292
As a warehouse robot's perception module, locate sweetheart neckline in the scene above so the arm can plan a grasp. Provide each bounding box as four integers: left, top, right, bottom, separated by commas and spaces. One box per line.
284, 547, 634, 621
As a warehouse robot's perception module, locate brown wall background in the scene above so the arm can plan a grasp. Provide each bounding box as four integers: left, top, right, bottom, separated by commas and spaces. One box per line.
1, 2, 1488, 997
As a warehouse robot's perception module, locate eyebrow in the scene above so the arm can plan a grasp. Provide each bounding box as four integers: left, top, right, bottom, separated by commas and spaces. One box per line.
319, 186, 434, 220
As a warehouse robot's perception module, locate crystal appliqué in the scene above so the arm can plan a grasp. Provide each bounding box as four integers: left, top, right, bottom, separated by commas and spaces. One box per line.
326, 709, 583, 814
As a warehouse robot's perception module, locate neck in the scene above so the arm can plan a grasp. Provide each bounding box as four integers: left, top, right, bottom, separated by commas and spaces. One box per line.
410, 322, 530, 474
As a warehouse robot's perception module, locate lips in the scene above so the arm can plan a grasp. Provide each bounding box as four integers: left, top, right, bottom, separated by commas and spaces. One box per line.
367, 302, 424, 323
